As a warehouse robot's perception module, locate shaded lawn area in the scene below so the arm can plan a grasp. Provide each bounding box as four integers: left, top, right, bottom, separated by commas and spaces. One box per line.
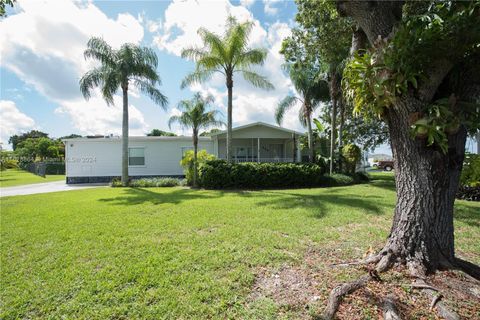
1, 174, 478, 319
0, 169, 65, 187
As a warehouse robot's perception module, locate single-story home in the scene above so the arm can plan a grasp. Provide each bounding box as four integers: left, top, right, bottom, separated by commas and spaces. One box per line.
64, 122, 304, 184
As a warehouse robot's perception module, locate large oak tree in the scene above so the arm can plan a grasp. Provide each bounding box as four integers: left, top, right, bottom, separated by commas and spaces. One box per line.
338, 1, 480, 277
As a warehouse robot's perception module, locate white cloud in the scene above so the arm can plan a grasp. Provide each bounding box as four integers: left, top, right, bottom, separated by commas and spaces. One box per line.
153, 0, 304, 132
263, 0, 281, 16
0, 100, 36, 147
0, 0, 148, 136
54, 95, 149, 136
240, 0, 256, 8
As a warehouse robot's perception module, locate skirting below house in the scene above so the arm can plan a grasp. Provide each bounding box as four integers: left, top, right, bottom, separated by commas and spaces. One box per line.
66, 175, 185, 184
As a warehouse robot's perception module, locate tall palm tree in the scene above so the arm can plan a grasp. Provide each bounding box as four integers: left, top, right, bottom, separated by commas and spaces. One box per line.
80, 37, 168, 186
275, 63, 329, 162
181, 16, 274, 162
168, 93, 224, 187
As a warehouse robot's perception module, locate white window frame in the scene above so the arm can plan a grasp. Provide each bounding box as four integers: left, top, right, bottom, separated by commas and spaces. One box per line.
128, 147, 146, 167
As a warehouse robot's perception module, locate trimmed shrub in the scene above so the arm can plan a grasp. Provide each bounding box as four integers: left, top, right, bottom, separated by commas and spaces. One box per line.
0, 159, 18, 170
456, 185, 480, 202
199, 160, 329, 189
323, 173, 355, 186
352, 172, 371, 183
112, 177, 186, 188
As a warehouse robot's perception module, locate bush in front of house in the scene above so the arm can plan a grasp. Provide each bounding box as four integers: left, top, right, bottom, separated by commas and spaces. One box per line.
180, 150, 216, 186
111, 177, 186, 188
456, 153, 480, 201
198, 160, 342, 189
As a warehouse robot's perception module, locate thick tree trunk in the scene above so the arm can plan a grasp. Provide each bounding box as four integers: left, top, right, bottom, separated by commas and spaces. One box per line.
193, 131, 198, 188
381, 97, 467, 275
306, 113, 314, 162
121, 84, 129, 187
226, 74, 233, 163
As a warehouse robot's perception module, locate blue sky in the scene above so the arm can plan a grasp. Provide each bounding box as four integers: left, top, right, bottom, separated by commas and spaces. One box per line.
1, 1, 476, 154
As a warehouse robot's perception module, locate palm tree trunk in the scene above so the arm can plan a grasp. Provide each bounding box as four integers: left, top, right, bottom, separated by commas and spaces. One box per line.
306, 114, 314, 162
121, 84, 129, 186
338, 99, 345, 172
193, 131, 198, 187
329, 97, 337, 174
226, 74, 233, 163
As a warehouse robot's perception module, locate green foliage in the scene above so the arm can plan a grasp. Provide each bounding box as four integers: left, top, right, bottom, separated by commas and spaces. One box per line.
324, 173, 355, 186
180, 150, 215, 185
15, 137, 62, 161
146, 129, 176, 136
181, 16, 273, 91
199, 160, 336, 189
8, 130, 49, 151
343, 1, 480, 152
0, 159, 18, 171
461, 153, 480, 187
0, 0, 15, 16
113, 177, 186, 188
80, 37, 168, 109
342, 144, 361, 174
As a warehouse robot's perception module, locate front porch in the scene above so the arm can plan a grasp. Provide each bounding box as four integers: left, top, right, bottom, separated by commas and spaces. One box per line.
215, 137, 301, 163
210, 122, 305, 163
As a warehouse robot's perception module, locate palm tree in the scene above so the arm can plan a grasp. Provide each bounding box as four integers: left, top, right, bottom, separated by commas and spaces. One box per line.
275, 63, 329, 162
181, 16, 274, 162
80, 37, 168, 186
168, 93, 224, 187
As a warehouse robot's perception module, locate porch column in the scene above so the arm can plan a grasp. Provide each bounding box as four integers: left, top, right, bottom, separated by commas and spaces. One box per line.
257, 137, 260, 163
296, 138, 301, 163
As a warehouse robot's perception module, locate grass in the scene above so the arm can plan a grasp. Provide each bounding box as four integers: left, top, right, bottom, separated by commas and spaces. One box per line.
0, 173, 478, 319
0, 169, 65, 187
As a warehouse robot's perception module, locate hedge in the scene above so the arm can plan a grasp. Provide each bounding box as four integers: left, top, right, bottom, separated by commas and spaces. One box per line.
198, 160, 359, 189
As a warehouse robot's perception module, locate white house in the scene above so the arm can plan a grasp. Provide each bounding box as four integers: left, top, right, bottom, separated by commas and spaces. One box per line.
64, 122, 304, 184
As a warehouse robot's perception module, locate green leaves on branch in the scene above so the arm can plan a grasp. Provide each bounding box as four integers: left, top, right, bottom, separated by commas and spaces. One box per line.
343, 47, 419, 117
410, 98, 480, 153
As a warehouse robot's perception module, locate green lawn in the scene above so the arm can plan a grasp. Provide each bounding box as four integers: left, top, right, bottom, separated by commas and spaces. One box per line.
0, 169, 65, 187
1, 174, 478, 319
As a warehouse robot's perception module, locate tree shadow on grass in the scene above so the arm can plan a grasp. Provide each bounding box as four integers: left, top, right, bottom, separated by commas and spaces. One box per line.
98, 187, 225, 206
244, 190, 387, 218
454, 201, 480, 227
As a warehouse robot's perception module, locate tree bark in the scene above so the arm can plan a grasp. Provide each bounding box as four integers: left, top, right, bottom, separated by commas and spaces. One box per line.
381, 96, 467, 274
306, 111, 314, 162
193, 129, 198, 188
226, 74, 233, 163
121, 83, 129, 187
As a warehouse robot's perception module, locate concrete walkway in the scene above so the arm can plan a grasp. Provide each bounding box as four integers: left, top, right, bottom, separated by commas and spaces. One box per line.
0, 181, 108, 197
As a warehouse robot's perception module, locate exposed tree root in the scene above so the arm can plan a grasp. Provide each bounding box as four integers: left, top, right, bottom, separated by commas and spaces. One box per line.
419, 284, 460, 320
321, 247, 480, 320
382, 294, 401, 320
321, 272, 379, 320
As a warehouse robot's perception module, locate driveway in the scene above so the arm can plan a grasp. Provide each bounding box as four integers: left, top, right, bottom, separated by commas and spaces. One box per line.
0, 181, 108, 197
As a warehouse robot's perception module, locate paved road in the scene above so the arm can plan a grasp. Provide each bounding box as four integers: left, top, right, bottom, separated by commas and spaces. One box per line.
0, 181, 108, 197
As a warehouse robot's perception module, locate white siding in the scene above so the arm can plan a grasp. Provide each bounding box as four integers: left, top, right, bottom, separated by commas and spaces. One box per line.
65, 138, 213, 177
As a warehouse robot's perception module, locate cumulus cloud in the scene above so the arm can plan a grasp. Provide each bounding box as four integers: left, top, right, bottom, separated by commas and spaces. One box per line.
0, 0, 148, 136
263, 0, 281, 16
240, 0, 256, 8
0, 100, 36, 146
153, 0, 304, 132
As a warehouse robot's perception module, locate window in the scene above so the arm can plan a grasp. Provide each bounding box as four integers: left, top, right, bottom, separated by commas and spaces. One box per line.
128, 147, 145, 166
181, 146, 193, 158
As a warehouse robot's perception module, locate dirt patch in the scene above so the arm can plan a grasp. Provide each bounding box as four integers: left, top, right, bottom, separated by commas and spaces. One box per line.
248, 246, 480, 319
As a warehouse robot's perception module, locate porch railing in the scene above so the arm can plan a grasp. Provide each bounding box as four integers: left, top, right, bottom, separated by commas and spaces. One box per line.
219, 157, 295, 163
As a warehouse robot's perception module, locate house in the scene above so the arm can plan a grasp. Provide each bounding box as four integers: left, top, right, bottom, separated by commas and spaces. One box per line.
64, 122, 304, 184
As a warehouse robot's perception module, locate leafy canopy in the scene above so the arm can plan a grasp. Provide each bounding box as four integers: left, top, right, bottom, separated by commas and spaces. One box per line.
181, 16, 274, 90
342, 1, 480, 152
168, 93, 224, 133
80, 37, 168, 109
